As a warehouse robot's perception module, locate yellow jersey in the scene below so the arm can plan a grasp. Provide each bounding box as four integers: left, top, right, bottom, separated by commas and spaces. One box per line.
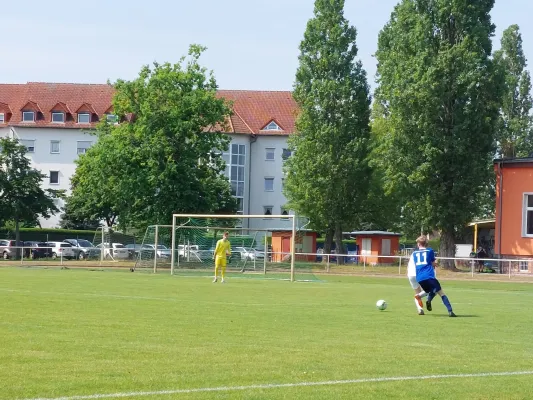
214, 239, 231, 259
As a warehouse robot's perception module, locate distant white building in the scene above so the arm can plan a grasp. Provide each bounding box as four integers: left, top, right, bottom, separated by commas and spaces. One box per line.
0, 84, 298, 230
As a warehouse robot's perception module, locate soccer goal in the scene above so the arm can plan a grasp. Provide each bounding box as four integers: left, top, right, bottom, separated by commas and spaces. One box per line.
168, 214, 301, 281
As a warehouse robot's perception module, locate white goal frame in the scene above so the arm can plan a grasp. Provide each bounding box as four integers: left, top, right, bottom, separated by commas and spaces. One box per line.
171, 214, 297, 281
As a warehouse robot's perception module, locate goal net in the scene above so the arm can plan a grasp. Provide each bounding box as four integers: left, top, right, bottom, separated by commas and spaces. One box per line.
92, 227, 137, 263
134, 214, 319, 281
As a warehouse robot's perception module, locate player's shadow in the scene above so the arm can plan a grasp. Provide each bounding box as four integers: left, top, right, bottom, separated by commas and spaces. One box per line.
429, 314, 479, 318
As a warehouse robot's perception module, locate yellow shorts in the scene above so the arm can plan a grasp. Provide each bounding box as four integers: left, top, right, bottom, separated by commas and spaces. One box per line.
215, 257, 227, 268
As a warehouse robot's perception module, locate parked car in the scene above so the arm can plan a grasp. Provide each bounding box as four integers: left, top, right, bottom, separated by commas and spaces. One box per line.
47, 242, 76, 260
0, 240, 24, 259
23, 241, 52, 259
235, 247, 264, 261
64, 239, 99, 260
97, 243, 129, 260
141, 244, 172, 259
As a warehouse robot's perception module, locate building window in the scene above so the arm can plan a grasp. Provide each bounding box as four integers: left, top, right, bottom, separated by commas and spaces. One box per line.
523, 194, 533, 237
52, 112, 65, 123
22, 111, 35, 122
263, 121, 282, 131
519, 261, 529, 272
282, 148, 292, 160
20, 140, 35, 153
264, 206, 273, 216
49, 171, 59, 185
265, 148, 275, 161
77, 141, 92, 155
50, 141, 60, 154
281, 207, 289, 219
0, 113, 4, 123
78, 113, 91, 124
224, 143, 246, 214
106, 114, 118, 124
264, 177, 274, 192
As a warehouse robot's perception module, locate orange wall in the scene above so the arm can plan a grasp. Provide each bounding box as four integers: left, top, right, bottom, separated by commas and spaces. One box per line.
357, 235, 400, 264
495, 163, 533, 257
271, 232, 317, 262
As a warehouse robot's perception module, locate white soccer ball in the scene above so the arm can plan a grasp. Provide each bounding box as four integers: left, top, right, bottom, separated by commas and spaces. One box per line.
376, 300, 387, 310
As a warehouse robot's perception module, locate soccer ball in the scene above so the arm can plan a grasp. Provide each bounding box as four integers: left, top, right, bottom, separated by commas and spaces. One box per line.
376, 300, 387, 310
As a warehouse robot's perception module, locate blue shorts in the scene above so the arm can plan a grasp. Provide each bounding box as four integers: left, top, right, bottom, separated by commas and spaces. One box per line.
419, 278, 442, 294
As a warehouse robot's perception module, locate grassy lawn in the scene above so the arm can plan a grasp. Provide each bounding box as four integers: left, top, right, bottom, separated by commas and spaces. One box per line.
1, 267, 532, 399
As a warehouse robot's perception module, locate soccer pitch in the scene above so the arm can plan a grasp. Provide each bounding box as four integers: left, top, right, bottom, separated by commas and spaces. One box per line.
1, 268, 532, 400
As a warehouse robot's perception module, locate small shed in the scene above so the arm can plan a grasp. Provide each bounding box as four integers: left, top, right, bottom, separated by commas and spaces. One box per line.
271, 229, 317, 262
349, 231, 402, 265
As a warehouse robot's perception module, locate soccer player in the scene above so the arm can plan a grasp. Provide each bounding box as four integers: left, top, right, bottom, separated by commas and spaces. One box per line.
413, 235, 457, 317
407, 255, 428, 315
213, 231, 231, 283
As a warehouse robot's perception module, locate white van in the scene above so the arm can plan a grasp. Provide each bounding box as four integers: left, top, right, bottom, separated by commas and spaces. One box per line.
47, 242, 75, 260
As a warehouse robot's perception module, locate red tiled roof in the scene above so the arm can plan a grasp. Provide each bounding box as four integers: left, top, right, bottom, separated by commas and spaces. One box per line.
0, 82, 115, 128
217, 90, 298, 135
0, 83, 299, 134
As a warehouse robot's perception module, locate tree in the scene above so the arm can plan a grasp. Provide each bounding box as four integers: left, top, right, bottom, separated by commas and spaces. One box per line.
0, 138, 63, 250
374, 0, 503, 268
70, 45, 236, 230
494, 24, 533, 158
284, 0, 372, 261
59, 197, 102, 230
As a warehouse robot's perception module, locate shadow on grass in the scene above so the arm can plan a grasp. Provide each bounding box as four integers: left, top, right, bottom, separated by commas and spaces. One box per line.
427, 314, 479, 318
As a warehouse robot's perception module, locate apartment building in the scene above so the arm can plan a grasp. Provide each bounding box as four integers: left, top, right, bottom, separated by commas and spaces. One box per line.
0, 83, 297, 230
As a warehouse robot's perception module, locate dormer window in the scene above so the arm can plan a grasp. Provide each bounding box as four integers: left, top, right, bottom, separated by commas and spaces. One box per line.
262, 120, 282, 131
106, 114, 118, 124
52, 112, 65, 123
22, 111, 35, 122
78, 113, 91, 124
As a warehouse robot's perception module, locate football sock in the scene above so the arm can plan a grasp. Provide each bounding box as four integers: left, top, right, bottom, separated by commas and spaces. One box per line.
414, 298, 423, 312
441, 295, 453, 313
427, 292, 436, 303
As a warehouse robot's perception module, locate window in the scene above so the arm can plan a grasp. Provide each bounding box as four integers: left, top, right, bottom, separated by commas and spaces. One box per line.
52, 112, 65, 123
49, 171, 59, 185
282, 148, 292, 160
50, 140, 60, 154
264, 177, 274, 192
78, 113, 91, 124
77, 141, 92, 155
264, 206, 273, 216
281, 207, 289, 219
20, 139, 35, 153
523, 194, 533, 237
265, 148, 275, 161
106, 114, 118, 124
0, 113, 4, 123
224, 143, 246, 214
263, 121, 281, 131
22, 111, 35, 122
519, 261, 529, 272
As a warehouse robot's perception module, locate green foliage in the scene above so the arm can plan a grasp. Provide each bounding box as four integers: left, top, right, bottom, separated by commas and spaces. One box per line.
59, 197, 102, 230
69, 45, 237, 230
494, 24, 533, 158
0, 138, 64, 238
373, 0, 503, 262
284, 0, 372, 244
0, 227, 97, 242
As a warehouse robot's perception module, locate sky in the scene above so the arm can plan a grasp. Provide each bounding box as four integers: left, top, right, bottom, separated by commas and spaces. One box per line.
3, 0, 533, 91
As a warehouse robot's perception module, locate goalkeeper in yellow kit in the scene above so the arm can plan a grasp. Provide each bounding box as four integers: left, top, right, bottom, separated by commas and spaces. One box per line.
213, 231, 231, 283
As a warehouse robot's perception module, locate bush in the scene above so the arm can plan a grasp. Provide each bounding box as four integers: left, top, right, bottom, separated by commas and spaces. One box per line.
0, 228, 97, 243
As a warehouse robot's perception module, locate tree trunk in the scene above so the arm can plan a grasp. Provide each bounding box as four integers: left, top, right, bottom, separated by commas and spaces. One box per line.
322, 227, 334, 263
334, 223, 345, 265
439, 229, 458, 270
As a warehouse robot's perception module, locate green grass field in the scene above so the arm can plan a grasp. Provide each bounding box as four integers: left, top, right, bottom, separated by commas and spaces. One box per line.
1, 267, 532, 400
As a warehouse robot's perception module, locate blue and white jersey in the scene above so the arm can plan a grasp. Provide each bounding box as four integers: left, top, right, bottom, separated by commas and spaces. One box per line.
412, 248, 436, 282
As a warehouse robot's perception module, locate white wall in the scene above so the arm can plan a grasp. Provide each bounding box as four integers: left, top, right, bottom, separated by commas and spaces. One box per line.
5, 126, 96, 228
248, 135, 293, 231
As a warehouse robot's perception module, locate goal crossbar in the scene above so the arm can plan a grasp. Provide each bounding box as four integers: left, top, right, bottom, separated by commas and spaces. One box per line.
171, 214, 297, 281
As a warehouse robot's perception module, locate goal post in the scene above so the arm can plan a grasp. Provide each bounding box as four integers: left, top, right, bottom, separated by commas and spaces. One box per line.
171, 214, 297, 281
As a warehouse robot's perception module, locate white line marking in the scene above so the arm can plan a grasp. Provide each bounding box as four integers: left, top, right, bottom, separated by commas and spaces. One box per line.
22, 371, 533, 400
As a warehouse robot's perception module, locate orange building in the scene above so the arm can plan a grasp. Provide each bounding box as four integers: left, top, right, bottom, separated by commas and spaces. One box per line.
494, 157, 533, 273
271, 230, 317, 262
350, 231, 401, 265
